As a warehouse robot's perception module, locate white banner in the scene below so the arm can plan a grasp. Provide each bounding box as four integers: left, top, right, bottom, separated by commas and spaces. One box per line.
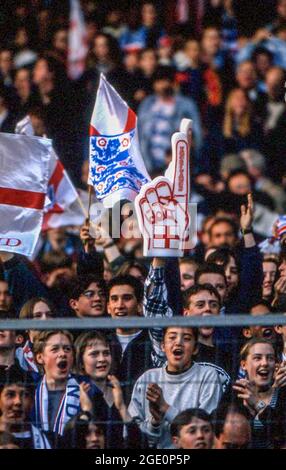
15, 115, 79, 230
0, 133, 51, 256
68, 0, 88, 80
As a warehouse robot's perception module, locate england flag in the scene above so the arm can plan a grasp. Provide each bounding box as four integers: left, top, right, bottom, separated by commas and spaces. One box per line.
67, 0, 88, 80
89, 74, 150, 208
15, 115, 80, 230
0, 133, 51, 257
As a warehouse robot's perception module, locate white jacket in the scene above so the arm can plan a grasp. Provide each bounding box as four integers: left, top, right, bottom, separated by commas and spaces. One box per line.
128, 362, 223, 449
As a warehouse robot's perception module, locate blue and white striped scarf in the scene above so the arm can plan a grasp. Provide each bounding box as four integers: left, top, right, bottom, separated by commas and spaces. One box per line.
35, 375, 80, 435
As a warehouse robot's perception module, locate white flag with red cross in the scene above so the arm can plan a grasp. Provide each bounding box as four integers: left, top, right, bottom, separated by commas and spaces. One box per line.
0, 133, 51, 256
42, 152, 81, 230
67, 0, 88, 80
15, 115, 80, 230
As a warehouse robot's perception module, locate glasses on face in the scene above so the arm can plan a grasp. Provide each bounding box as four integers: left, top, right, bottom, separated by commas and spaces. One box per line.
82, 290, 106, 299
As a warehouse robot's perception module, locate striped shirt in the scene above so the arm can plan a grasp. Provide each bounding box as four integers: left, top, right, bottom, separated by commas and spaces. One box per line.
252, 388, 279, 449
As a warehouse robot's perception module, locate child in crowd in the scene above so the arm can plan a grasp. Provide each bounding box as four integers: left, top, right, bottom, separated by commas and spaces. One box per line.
33, 330, 80, 447
16, 297, 55, 374
170, 408, 214, 449
74, 331, 143, 448
0, 371, 51, 449
128, 326, 223, 449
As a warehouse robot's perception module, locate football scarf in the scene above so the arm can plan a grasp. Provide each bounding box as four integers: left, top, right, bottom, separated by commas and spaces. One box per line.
14, 425, 51, 449
35, 375, 80, 435
16, 341, 39, 373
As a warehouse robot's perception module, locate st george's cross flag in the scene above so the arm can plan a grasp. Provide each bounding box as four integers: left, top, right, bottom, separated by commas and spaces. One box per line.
15, 115, 80, 230
67, 0, 88, 80
0, 133, 51, 256
89, 74, 150, 208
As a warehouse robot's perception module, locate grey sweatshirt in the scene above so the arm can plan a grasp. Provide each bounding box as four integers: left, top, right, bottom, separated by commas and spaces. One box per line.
128, 362, 223, 449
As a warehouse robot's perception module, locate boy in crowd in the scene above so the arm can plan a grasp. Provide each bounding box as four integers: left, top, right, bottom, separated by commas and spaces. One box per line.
183, 284, 233, 386
128, 326, 223, 449
179, 258, 198, 291
144, 258, 232, 387
170, 408, 214, 449
68, 275, 107, 318
106, 275, 153, 403
0, 372, 51, 449
33, 330, 80, 446
0, 320, 27, 381
194, 264, 228, 305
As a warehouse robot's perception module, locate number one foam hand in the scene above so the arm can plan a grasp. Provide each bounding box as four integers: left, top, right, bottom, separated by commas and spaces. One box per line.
89, 74, 150, 208
135, 119, 194, 258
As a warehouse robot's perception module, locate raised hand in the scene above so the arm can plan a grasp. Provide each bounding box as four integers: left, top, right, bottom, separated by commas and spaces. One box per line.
146, 383, 169, 425
107, 374, 131, 422
80, 220, 95, 253
79, 382, 93, 413
274, 277, 286, 295
240, 193, 254, 232
232, 379, 260, 416
107, 374, 125, 411
273, 361, 286, 389
135, 119, 193, 257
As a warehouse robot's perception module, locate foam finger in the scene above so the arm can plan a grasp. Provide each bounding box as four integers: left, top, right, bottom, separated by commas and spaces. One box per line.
180, 119, 193, 148
145, 187, 159, 206
170, 132, 189, 199
156, 180, 172, 204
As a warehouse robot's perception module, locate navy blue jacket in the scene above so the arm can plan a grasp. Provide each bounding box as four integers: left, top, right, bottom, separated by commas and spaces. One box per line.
3, 255, 47, 315
215, 244, 263, 353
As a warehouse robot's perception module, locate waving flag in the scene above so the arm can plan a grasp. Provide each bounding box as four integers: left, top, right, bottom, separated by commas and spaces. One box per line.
15, 115, 80, 230
15, 115, 34, 136
0, 133, 51, 256
276, 215, 286, 240
42, 153, 82, 230
68, 0, 88, 80
89, 74, 150, 208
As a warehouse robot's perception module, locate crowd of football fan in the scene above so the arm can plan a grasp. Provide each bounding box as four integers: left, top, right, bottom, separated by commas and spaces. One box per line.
1, 0, 286, 450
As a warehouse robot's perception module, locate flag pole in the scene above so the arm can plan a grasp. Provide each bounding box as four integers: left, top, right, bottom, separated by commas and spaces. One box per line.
87, 185, 93, 224
76, 190, 98, 233
76, 194, 88, 218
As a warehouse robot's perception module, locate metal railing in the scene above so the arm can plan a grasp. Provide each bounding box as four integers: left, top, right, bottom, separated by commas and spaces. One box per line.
1, 313, 285, 330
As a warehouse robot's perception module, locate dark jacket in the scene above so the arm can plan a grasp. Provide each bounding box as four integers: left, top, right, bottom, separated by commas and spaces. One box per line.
3, 255, 47, 315
77, 248, 104, 278
194, 342, 237, 381
108, 329, 153, 404
220, 385, 286, 448
76, 377, 147, 449
215, 245, 263, 354
257, 386, 286, 448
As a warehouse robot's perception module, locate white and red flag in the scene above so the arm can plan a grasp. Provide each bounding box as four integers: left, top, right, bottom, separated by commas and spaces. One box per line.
67, 0, 88, 80
0, 133, 51, 256
89, 74, 150, 208
15, 115, 80, 230
42, 152, 81, 230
